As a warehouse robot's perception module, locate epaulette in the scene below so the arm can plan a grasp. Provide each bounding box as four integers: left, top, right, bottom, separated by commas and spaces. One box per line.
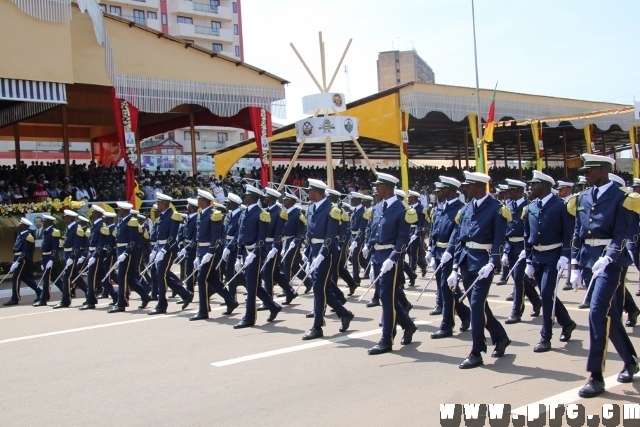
52, 229, 61, 238
622, 191, 640, 214
143, 230, 150, 240
499, 204, 512, 221
403, 202, 418, 224
76, 226, 85, 236
329, 205, 342, 221
454, 205, 467, 225
26, 234, 35, 243
341, 209, 349, 222
566, 194, 578, 216
127, 217, 138, 227
100, 225, 110, 236
299, 211, 307, 226
211, 209, 223, 222
422, 207, 428, 218
171, 211, 183, 222
521, 205, 528, 220
112, 229, 117, 237
85, 228, 92, 237
260, 209, 271, 223
138, 226, 143, 234
280, 209, 288, 221
363, 208, 372, 221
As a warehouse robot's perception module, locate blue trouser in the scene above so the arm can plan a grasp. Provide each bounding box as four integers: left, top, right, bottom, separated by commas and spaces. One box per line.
584, 267, 638, 314
116, 253, 147, 308
155, 250, 191, 310
337, 244, 357, 291
460, 259, 508, 354
84, 256, 103, 305
40, 255, 60, 303
224, 246, 245, 299
241, 249, 280, 323
351, 240, 365, 285
374, 258, 414, 346
196, 249, 235, 314
587, 265, 637, 373
139, 255, 152, 295
283, 245, 312, 290
408, 235, 427, 274
329, 249, 347, 305
61, 259, 79, 305
312, 250, 348, 329
509, 248, 541, 316
184, 250, 196, 293
11, 259, 40, 302
263, 252, 294, 298
532, 256, 571, 341
100, 254, 117, 299
436, 258, 470, 331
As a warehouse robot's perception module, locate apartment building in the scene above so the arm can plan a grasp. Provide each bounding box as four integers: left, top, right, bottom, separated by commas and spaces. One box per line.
377, 50, 435, 92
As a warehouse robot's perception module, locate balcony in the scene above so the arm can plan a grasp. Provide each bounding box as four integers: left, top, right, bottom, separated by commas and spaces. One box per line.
172, 23, 234, 43
172, 1, 233, 21
121, 14, 147, 26
109, 0, 159, 9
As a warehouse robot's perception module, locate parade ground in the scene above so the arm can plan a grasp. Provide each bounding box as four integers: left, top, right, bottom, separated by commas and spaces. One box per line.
1, 269, 639, 426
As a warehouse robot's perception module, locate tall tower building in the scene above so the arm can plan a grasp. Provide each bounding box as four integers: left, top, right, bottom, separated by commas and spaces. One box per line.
377, 50, 435, 92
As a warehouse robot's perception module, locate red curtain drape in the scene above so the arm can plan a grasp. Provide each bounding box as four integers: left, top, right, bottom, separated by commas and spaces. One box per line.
109, 88, 139, 205
247, 107, 272, 187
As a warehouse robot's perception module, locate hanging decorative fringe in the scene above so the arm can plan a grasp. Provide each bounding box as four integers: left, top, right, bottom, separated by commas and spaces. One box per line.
9, 0, 71, 23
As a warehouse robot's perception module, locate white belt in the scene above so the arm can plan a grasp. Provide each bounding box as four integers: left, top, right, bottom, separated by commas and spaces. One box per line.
158, 240, 168, 244
151, 242, 157, 246
226, 235, 234, 240
198, 242, 210, 247
436, 242, 448, 248
64, 248, 73, 252
282, 236, 294, 240
245, 244, 256, 250
42, 251, 52, 255
116, 243, 127, 247
89, 246, 97, 251
310, 238, 324, 244
466, 242, 492, 250
585, 238, 611, 247
351, 231, 358, 235
508, 237, 524, 243
374, 244, 394, 250
410, 225, 417, 228
184, 239, 191, 243
266, 237, 274, 242
532, 243, 562, 251
13, 252, 22, 256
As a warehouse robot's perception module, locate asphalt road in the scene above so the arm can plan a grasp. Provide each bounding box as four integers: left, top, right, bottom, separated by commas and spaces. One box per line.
1, 268, 639, 426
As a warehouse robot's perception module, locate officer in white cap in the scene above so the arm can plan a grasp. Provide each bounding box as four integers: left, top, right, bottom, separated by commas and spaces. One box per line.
177, 198, 199, 294
3, 218, 41, 306
348, 192, 367, 287
326, 189, 358, 298
279, 192, 312, 293
53, 210, 85, 309
407, 190, 428, 281
221, 193, 246, 300
34, 214, 62, 307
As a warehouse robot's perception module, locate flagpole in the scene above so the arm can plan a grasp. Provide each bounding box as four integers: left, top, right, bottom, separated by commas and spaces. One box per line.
471, 0, 485, 173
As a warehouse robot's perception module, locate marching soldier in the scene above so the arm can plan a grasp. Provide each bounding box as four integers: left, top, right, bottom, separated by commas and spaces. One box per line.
407, 190, 428, 280
446, 171, 511, 368
3, 218, 41, 306
34, 214, 61, 307
279, 193, 311, 293
177, 199, 198, 294
79, 206, 110, 310
494, 184, 509, 283
326, 189, 357, 297
73, 215, 90, 298
148, 204, 159, 301
630, 178, 640, 297
557, 180, 577, 291
570, 154, 638, 398
107, 202, 151, 313
426, 182, 445, 315
221, 193, 244, 301
100, 211, 118, 303
349, 193, 369, 287
231, 185, 282, 329
54, 210, 84, 309
302, 179, 354, 340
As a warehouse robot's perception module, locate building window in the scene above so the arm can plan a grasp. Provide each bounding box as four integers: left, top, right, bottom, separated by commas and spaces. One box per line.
232, 2, 237, 13
212, 43, 223, 53
211, 21, 221, 30
235, 46, 240, 57
99, 4, 106, 12
147, 11, 157, 19
184, 131, 200, 141
161, 13, 167, 25
211, 0, 220, 6
177, 16, 193, 24
109, 5, 122, 15
234, 24, 238, 35
396, 78, 401, 84
217, 132, 228, 144
133, 9, 145, 25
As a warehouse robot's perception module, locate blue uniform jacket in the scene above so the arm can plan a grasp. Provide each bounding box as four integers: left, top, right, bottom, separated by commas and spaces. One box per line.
306, 198, 340, 259
64, 222, 85, 260
366, 198, 411, 264
433, 199, 463, 261
224, 208, 242, 249
412, 202, 427, 235
350, 205, 364, 243
235, 205, 268, 255
182, 213, 197, 254
266, 204, 286, 252
156, 209, 181, 254
116, 215, 139, 256
427, 202, 444, 253
281, 207, 305, 246
13, 230, 35, 262
523, 195, 572, 265
505, 199, 526, 254
41, 225, 60, 258
338, 206, 350, 248
87, 218, 109, 256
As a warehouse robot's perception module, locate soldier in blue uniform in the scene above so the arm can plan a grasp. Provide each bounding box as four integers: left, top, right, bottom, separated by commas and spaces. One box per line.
231, 185, 282, 329
407, 190, 428, 280
73, 215, 90, 299
147, 193, 193, 315
326, 189, 357, 297
79, 205, 111, 310
425, 182, 445, 315
348, 192, 366, 287
366, 173, 417, 354
220, 193, 245, 301
503, 179, 541, 324
177, 198, 198, 293
279, 193, 311, 293
4, 218, 41, 306
53, 210, 84, 309
107, 202, 151, 313
446, 171, 511, 368
100, 211, 118, 303
34, 214, 61, 307
147, 205, 159, 301
302, 179, 354, 340
429, 176, 471, 339
570, 154, 638, 398
557, 181, 577, 291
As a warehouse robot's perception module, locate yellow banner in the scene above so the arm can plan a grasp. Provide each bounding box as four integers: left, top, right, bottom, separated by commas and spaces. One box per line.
630, 126, 639, 179
583, 123, 594, 154
530, 121, 543, 171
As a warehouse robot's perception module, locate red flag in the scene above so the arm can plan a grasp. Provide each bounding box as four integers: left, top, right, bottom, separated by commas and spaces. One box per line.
483, 90, 496, 143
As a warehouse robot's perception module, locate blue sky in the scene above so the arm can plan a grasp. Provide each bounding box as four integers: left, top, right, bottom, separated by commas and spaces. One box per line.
241, 0, 640, 124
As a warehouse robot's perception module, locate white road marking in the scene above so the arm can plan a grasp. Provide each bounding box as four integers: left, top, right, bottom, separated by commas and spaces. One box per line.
211, 320, 432, 367
0, 308, 73, 320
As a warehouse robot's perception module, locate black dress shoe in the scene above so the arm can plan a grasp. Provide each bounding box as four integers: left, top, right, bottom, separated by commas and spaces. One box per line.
505, 293, 514, 302
559, 321, 576, 342
189, 312, 209, 321
148, 307, 167, 315
139, 296, 151, 310
531, 301, 542, 317
233, 319, 255, 329
401, 324, 418, 345
496, 279, 507, 286
107, 306, 125, 313
404, 302, 413, 314
53, 302, 70, 309
578, 302, 590, 309
562, 283, 573, 291
626, 309, 640, 327
283, 292, 298, 305
79, 304, 96, 310
223, 300, 239, 315
302, 327, 324, 340
33, 300, 48, 307
429, 306, 442, 316
366, 299, 380, 308
408, 277, 416, 287
305, 311, 315, 318
70, 290, 76, 298
276, 291, 286, 298
347, 283, 358, 296
3, 300, 18, 306
533, 339, 551, 353
108, 301, 117, 306
33, 297, 40, 303
505, 315, 521, 324
181, 293, 193, 311
368, 342, 392, 355
459, 354, 483, 369
578, 377, 605, 398
460, 320, 470, 332
617, 361, 639, 383
267, 306, 282, 322
431, 329, 453, 339
339, 311, 354, 332
421, 267, 427, 278
492, 337, 511, 357
304, 283, 312, 294
257, 303, 268, 311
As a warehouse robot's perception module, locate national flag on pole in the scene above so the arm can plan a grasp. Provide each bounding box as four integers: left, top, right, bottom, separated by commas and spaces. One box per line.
483, 89, 497, 143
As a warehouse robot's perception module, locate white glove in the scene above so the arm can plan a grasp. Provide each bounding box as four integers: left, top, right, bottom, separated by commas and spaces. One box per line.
78, 256, 85, 264
348, 241, 357, 257
440, 251, 452, 265
556, 256, 568, 273
369, 266, 375, 281
267, 248, 278, 261
10, 261, 19, 273
222, 248, 230, 261
178, 249, 187, 259
425, 250, 432, 261
288, 241, 296, 252
201, 253, 212, 265
478, 263, 495, 279
501, 253, 509, 266
41, 264, 45, 272
117, 253, 127, 264
525, 263, 535, 278
66, 258, 74, 267
380, 259, 395, 275
155, 250, 165, 263
592, 256, 611, 276
149, 251, 157, 263
447, 270, 459, 287
409, 234, 417, 244
301, 253, 308, 263
305, 263, 313, 275
46, 260, 53, 270
429, 257, 436, 270
194, 257, 201, 270
570, 269, 582, 290
518, 250, 526, 261
310, 254, 325, 271
362, 245, 370, 259
87, 257, 96, 267
244, 252, 256, 268
234, 258, 242, 272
